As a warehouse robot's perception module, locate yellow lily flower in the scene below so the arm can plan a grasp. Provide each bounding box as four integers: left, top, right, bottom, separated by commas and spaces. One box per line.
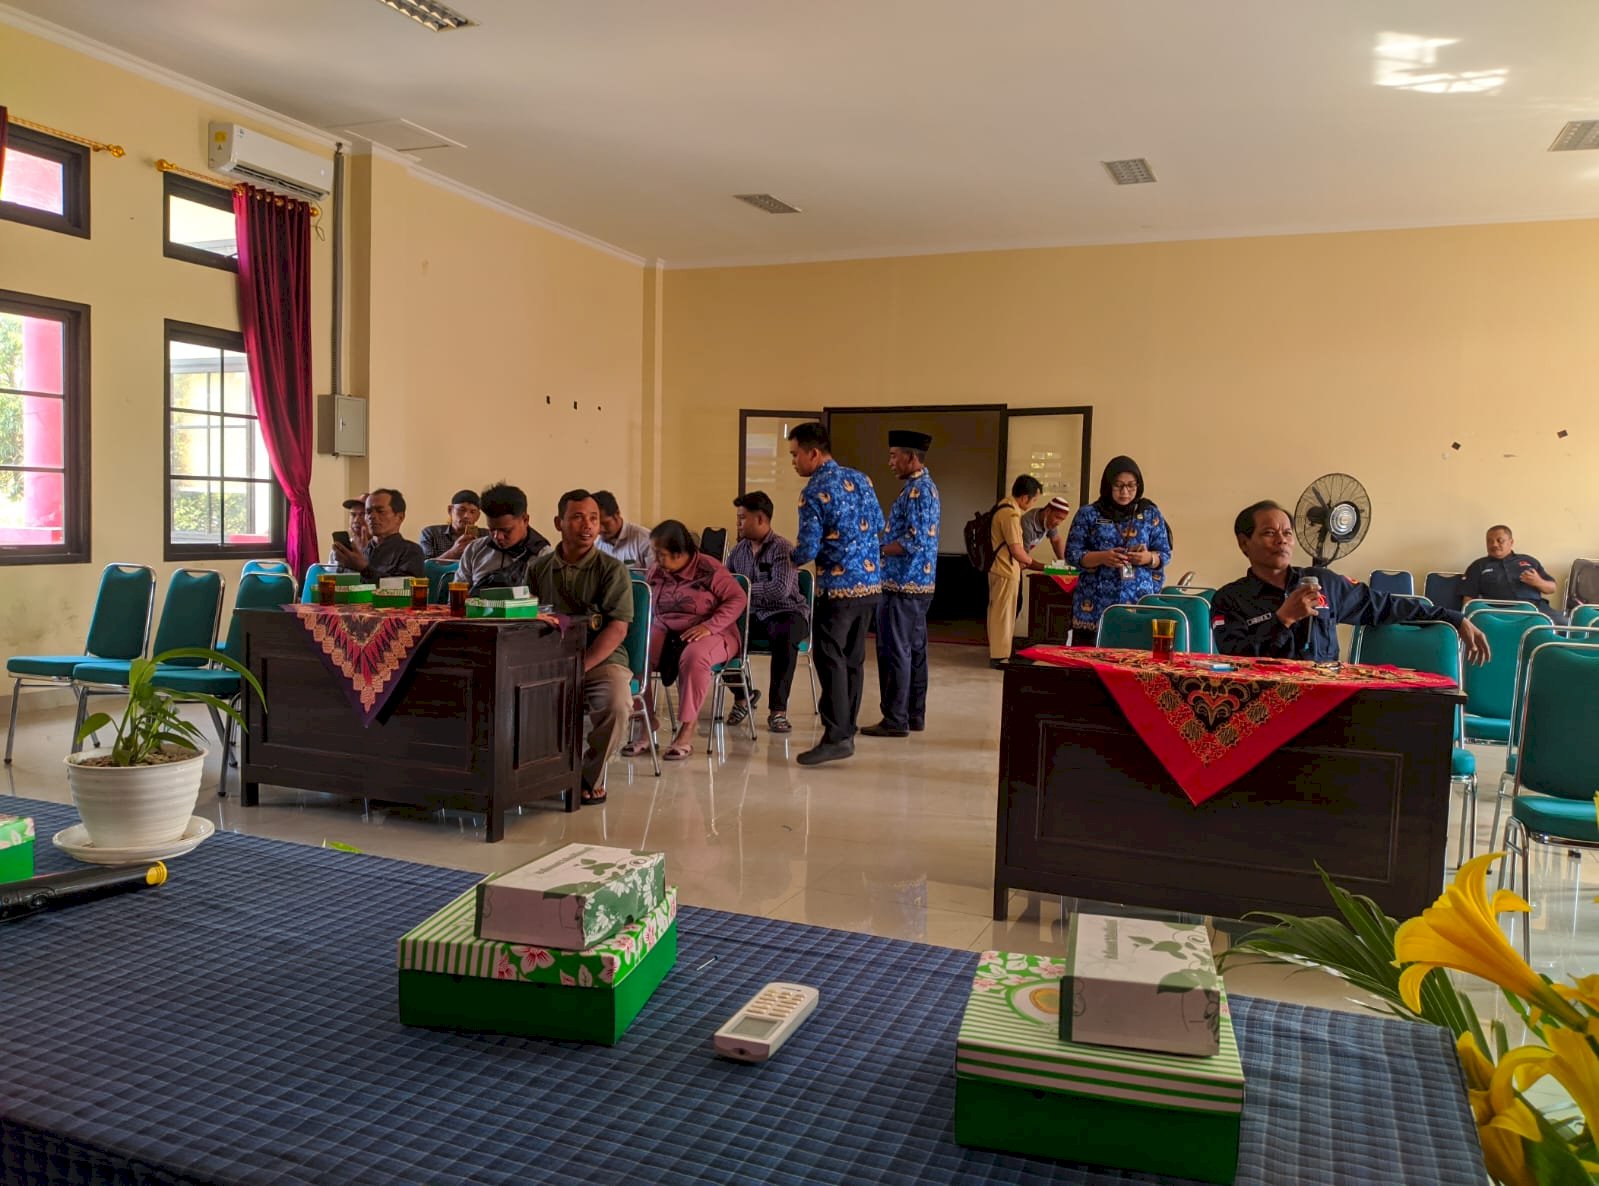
1491, 1029, 1599, 1141
1456, 1035, 1544, 1186
1392, 853, 1565, 1021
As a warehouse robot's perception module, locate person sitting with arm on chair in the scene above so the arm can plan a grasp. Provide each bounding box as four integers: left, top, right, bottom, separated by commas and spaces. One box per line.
456, 482, 551, 594
1462, 525, 1566, 623
626, 520, 748, 762
1213, 499, 1491, 664
526, 489, 635, 806
724, 491, 809, 735
418, 489, 483, 562
330, 489, 426, 581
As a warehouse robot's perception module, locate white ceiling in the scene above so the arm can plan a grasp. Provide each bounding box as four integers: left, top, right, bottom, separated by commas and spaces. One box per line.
7, 0, 1599, 265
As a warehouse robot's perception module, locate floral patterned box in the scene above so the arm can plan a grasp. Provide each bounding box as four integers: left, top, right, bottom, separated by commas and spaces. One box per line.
474, 844, 666, 948
956, 950, 1242, 1183
397, 889, 677, 1045
1062, 912, 1222, 1056
0, 814, 34, 884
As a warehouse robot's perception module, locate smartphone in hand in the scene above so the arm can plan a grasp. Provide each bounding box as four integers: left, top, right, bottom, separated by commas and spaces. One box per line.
332, 530, 353, 550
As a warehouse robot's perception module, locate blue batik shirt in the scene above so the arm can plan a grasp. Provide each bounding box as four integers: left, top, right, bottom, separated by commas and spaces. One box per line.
793, 458, 886, 599
881, 467, 941, 595
1063, 502, 1173, 629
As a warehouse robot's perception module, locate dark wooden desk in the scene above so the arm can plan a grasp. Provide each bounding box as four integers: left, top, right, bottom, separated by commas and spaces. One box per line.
994, 662, 1458, 921
1025, 572, 1075, 645
240, 610, 585, 841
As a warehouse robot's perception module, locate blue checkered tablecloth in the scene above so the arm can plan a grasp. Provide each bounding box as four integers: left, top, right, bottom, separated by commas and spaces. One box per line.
0, 797, 1482, 1185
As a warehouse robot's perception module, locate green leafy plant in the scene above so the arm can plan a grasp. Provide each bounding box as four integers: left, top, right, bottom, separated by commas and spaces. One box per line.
73, 647, 265, 767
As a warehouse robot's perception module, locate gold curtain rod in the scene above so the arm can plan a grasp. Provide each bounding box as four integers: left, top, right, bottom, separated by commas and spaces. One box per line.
9, 115, 125, 157
154, 158, 321, 219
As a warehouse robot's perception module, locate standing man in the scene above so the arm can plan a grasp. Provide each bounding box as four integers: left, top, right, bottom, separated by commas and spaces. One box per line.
724, 491, 811, 734
1021, 496, 1072, 560
418, 489, 483, 562
593, 490, 654, 572
526, 490, 635, 806
864, 431, 941, 738
987, 475, 1047, 668
331, 489, 426, 580
788, 421, 885, 766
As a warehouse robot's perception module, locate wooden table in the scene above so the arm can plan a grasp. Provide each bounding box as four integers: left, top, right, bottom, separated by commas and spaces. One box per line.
993, 661, 1459, 921
1024, 572, 1076, 645
239, 610, 585, 841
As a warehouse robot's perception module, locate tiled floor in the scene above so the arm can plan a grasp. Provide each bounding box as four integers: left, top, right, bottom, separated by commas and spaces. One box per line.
6, 645, 1592, 1019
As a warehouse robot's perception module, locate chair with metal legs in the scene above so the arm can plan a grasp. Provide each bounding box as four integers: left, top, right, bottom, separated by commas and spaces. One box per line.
622, 578, 662, 776
708, 574, 757, 741
742, 568, 820, 715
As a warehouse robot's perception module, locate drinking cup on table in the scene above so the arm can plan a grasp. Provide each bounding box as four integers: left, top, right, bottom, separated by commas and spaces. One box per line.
317, 574, 337, 606
1151, 617, 1176, 662
448, 581, 469, 617
409, 577, 430, 609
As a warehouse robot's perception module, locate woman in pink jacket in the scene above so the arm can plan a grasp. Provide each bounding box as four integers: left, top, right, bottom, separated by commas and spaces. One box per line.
631, 520, 748, 760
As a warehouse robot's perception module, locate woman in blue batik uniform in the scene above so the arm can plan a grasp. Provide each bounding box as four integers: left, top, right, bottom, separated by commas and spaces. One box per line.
1064, 456, 1173, 642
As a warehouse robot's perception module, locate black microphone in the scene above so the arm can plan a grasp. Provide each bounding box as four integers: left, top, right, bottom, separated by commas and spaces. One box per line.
0, 862, 168, 923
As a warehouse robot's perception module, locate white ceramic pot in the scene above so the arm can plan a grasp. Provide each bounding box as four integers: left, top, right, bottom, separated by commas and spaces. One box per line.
64, 747, 206, 848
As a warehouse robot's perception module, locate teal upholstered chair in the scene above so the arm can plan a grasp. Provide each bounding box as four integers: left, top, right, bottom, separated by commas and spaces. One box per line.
1139, 593, 1212, 653
622, 577, 661, 776
1351, 620, 1473, 867
745, 567, 819, 712
69, 568, 225, 754
242, 559, 295, 594
300, 562, 330, 603
1369, 570, 1414, 597
1463, 609, 1552, 743
1096, 604, 1189, 652
1162, 585, 1217, 603
5, 563, 156, 764
1571, 605, 1599, 629
424, 559, 459, 604
708, 573, 756, 741
1498, 642, 1599, 959
1464, 599, 1544, 617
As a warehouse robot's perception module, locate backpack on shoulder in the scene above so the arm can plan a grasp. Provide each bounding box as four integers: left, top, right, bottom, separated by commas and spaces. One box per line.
964, 503, 1004, 572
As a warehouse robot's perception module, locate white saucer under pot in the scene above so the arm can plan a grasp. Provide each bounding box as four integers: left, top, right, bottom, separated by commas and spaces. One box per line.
53, 815, 215, 865
63, 746, 206, 849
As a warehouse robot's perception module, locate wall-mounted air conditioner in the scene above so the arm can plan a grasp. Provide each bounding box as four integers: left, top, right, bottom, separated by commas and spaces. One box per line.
208, 122, 332, 202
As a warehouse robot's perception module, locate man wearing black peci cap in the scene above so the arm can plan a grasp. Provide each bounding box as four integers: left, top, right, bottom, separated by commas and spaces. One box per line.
419, 489, 483, 562
863, 430, 941, 738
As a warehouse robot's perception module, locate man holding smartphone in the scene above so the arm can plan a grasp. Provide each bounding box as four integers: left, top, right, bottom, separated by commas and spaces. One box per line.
331, 489, 426, 581
1213, 500, 1490, 664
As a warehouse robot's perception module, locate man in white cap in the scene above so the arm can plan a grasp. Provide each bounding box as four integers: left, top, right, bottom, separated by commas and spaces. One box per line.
1020, 495, 1072, 560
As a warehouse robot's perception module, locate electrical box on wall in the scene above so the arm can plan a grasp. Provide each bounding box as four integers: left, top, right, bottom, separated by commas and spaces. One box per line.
317, 393, 368, 456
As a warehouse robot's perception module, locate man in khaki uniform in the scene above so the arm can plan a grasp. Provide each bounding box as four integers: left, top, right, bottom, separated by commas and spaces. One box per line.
987, 475, 1047, 667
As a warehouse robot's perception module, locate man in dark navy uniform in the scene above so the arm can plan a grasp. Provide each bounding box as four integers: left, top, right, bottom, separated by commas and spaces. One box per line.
1461, 525, 1565, 623
1213, 501, 1491, 664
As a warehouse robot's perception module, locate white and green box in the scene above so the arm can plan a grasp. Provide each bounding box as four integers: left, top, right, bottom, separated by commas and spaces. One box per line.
475, 586, 531, 602
956, 950, 1243, 1183
399, 888, 677, 1045
475, 844, 666, 948
0, 814, 34, 884
1062, 912, 1222, 1056
465, 598, 542, 619
334, 583, 376, 604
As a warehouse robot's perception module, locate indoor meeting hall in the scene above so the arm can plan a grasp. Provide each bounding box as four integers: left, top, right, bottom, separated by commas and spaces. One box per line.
3, 4, 1598, 1184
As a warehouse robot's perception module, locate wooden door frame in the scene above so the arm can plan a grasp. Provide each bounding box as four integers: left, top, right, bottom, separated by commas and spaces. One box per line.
1000, 405, 1095, 505
737, 408, 823, 495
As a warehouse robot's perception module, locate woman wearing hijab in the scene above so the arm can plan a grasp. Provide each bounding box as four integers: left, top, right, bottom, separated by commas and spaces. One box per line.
1064, 456, 1173, 642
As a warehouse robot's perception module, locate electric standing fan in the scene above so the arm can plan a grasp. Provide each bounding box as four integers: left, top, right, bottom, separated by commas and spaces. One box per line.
1293, 473, 1371, 567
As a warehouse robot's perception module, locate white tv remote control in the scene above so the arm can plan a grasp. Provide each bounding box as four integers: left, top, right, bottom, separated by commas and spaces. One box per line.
713, 982, 819, 1062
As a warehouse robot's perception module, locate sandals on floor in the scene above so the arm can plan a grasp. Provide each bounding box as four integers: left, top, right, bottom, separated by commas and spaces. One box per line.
620, 737, 654, 757
726, 690, 761, 727
581, 786, 608, 805
663, 742, 694, 760
767, 712, 792, 734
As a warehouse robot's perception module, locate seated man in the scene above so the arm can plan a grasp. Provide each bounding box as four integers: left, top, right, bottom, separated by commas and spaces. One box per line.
1020, 495, 1072, 561
326, 493, 370, 570
593, 490, 653, 571
330, 489, 426, 581
418, 489, 483, 562
526, 489, 634, 806
1462, 525, 1565, 623
1214, 500, 1490, 664
456, 482, 551, 593
723, 491, 810, 734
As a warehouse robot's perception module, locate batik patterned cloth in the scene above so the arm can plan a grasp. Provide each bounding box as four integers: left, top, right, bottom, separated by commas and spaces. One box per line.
286, 604, 452, 726
1015, 646, 1456, 805
793, 458, 887, 599
881, 467, 941, 595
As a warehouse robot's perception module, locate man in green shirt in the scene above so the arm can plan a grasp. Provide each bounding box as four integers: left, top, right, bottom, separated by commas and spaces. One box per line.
527, 489, 635, 805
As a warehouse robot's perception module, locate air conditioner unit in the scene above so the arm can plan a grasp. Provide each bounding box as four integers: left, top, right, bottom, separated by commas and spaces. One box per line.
208, 122, 332, 202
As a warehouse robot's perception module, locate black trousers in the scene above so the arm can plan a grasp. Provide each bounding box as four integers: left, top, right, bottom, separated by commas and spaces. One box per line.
876, 592, 932, 730
813, 595, 878, 744
732, 610, 810, 711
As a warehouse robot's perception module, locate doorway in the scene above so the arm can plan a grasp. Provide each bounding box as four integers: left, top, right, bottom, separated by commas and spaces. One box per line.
737, 410, 820, 545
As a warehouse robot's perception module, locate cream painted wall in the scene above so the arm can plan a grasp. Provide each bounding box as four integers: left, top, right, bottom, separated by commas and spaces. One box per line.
661, 226, 1599, 595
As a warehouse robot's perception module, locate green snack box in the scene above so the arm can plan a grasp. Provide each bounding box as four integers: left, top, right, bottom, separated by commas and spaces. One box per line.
1062, 912, 1221, 1056
398, 887, 677, 1044
335, 584, 376, 604
372, 589, 413, 609
956, 950, 1243, 1183
323, 571, 364, 586
0, 814, 35, 884
475, 586, 532, 601
1043, 562, 1079, 576
465, 599, 541, 619
475, 843, 665, 947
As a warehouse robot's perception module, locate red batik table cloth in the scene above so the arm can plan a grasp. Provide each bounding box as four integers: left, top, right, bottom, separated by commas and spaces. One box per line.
285, 604, 453, 725
1014, 645, 1458, 805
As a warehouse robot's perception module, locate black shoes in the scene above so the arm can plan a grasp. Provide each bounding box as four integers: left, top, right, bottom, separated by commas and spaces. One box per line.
796, 741, 855, 766
861, 721, 910, 738
989, 658, 1008, 670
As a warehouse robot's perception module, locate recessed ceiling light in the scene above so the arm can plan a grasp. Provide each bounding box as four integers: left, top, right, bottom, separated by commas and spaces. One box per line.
734, 193, 803, 214
1549, 120, 1599, 152
1103, 158, 1157, 185
373, 0, 476, 32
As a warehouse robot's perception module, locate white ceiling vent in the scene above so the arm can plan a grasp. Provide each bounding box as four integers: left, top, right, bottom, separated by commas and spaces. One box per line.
338, 118, 465, 153
1102, 158, 1157, 185
734, 193, 803, 214
1549, 121, 1599, 152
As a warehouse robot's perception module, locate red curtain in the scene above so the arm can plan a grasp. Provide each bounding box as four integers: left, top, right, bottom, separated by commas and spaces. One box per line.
1, 107, 10, 190
234, 183, 318, 575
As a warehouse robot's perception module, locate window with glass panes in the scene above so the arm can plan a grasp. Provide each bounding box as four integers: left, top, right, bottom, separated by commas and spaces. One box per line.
0, 291, 90, 564
0, 124, 90, 237
164, 322, 283, 559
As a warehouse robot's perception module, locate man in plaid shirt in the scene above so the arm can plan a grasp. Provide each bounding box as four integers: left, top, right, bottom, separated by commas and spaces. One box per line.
724, 491, 810, 735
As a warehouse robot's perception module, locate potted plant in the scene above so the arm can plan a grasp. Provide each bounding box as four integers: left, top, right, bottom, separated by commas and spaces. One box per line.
66, 647, 264, 849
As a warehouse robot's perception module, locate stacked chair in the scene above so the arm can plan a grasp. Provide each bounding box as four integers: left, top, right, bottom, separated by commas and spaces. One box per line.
1138, 592, 1212, 653
1460, 608, 1552, 744
1096, 604, 1190, 652
1369, 570, 1415, 597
